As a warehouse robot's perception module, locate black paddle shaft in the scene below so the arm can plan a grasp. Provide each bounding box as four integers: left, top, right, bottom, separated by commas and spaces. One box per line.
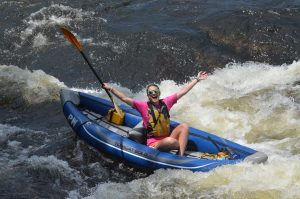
79, 51, 113, 100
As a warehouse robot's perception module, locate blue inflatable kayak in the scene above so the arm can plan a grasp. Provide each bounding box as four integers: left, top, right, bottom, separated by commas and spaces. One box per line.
60, 89, 267, 172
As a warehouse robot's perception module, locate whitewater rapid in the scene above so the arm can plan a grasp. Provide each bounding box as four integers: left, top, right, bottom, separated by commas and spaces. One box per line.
1, 60, 299, 198
83, 61, 300, 199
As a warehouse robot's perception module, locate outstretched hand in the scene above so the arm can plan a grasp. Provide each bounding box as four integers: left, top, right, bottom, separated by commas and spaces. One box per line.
197, 71, 208, 81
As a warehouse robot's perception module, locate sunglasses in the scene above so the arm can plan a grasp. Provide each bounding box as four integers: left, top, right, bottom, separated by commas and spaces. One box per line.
147, 88, 160, 95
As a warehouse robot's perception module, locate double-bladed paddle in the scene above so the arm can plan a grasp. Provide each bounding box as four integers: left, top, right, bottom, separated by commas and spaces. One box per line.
60, 27, 122, 116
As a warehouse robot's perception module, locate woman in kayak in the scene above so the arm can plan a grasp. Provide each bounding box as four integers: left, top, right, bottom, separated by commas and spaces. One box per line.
102, 71, 208, 156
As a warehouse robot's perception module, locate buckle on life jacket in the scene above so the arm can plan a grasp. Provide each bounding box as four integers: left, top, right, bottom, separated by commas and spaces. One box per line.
105, 108, 124, 125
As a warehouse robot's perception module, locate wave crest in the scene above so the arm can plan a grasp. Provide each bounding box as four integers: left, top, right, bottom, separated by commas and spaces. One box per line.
0, 65, 66, 106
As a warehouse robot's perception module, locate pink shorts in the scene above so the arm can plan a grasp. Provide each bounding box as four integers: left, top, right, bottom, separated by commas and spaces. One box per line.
147, 136, 167, 147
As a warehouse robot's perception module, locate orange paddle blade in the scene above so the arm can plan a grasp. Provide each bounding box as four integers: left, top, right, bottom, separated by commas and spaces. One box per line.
61, 27, 82, 51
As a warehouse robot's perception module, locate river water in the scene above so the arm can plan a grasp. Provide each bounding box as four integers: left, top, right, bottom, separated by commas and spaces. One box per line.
0, 1, 299, 198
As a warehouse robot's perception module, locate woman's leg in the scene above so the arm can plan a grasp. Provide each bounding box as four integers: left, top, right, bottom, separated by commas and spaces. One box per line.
169, 123, 189, 156
150, 137, 179, 152
150, 123, 189, 156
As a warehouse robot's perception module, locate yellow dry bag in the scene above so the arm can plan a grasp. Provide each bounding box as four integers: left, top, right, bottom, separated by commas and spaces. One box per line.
105, 108, 124, 125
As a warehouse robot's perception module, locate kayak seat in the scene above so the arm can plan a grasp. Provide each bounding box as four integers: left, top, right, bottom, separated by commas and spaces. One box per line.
129, 121, 146, 144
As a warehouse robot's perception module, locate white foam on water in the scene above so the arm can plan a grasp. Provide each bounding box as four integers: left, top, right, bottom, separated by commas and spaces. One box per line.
0, 123, 48, 168
0, 123, 25, 144
0, 1, 24, 6
79, 60, 300, 199
20, 4, 97, 42
13, 4, 107, 49
32, 33, 48, 48
0, 65, 66, 104
67, 190, 82, 199
165, 61, 299, 142
83, 159, 300, 199
25, 155, 85, 186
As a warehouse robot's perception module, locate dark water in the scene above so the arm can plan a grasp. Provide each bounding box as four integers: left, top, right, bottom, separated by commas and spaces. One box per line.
0, 0, 300, 198
1, 0, 299, 89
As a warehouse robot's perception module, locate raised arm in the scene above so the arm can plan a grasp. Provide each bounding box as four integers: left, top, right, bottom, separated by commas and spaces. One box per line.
176, 71, 208, 100
102, 83, 134, 107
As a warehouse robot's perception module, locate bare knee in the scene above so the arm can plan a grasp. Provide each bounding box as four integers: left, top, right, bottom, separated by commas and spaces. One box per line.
164, 137, 178, 145
179, 123, 189, 132
180, 123, 189, 129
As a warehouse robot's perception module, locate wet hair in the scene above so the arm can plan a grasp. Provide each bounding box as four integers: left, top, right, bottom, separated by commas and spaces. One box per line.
146, 83, 160, 94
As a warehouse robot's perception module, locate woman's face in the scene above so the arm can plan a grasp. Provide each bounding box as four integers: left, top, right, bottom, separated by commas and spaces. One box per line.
147, 85, 160, 103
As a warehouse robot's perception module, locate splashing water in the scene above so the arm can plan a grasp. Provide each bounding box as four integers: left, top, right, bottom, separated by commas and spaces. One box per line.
1, 61, 299, 199
0, 65, 66, 105
82, 61, 300, 199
